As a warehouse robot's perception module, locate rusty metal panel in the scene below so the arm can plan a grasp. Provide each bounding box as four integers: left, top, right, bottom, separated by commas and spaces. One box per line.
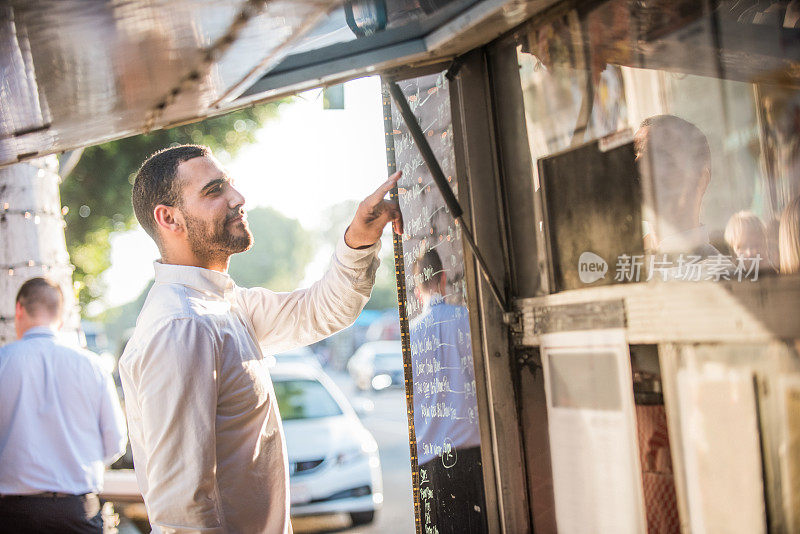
0, 0, 336, 166
1, 0, 556, 168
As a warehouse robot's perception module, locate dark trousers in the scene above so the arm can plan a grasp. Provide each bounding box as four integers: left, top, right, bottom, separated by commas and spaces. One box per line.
0, 493, 103, 534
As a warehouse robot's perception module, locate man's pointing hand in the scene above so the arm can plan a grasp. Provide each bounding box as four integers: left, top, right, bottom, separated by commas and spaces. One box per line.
344, 171, 404, 249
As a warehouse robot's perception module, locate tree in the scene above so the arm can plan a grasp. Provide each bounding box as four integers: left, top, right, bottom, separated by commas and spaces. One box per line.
61, 103, 280, 309
228, 207, 313, 291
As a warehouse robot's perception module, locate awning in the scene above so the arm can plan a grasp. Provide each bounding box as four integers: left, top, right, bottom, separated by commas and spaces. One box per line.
0, 0, 548, 168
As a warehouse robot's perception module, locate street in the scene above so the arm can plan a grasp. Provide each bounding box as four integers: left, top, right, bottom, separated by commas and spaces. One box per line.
292, 370, 416, 534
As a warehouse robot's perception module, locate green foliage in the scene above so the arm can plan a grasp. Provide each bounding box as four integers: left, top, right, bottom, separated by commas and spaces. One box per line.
61, 103, 279, 309
316, 201, 398, 311
228, 207, 313, 291
365, 254, 399, 310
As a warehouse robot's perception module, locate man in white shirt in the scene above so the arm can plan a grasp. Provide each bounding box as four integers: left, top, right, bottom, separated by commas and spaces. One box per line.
119, 144, 402, 533
0, 277, 127, 533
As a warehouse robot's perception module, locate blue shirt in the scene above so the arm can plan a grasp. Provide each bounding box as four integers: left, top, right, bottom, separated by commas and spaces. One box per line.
410, 295, 481, 464
0, 326, 127, 495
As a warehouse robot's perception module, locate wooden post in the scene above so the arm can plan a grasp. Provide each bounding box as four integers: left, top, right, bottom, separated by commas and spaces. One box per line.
0, 156, 79, 345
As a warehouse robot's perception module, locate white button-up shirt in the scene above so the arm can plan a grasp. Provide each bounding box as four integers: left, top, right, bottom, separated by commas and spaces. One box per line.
0, 326, 127, 495
119, 237, 379, 534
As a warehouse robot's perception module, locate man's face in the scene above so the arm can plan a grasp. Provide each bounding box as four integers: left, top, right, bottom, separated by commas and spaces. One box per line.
175, 155, 253, 260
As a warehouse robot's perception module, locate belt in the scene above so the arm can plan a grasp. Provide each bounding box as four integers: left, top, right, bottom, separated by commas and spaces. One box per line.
0, 491, 95, 499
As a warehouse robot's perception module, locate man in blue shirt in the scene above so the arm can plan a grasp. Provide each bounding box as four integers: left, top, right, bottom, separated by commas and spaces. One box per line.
410, 250, 487, 534
0, 277, 127, 533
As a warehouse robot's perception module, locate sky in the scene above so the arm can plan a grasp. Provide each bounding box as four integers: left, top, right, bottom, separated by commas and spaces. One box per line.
101, 75, 389, 310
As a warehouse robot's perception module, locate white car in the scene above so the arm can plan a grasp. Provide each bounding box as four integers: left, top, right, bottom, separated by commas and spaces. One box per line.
274, 346, 321, 368
346, 340, 404, 391
271, 363, 383, 526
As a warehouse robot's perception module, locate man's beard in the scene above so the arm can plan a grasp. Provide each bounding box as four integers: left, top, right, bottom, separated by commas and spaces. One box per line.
183, 208, 253, 264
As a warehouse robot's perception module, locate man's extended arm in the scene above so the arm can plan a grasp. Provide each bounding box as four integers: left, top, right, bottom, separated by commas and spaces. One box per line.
237, 172, 402, 355
238, 236, 380, 355
129, 318, 224, 533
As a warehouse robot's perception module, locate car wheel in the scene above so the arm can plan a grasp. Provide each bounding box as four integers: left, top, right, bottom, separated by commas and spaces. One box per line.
350, 510, 375, 526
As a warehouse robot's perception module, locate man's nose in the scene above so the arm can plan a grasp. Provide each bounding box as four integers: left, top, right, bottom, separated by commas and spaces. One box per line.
228, 185, 246, 209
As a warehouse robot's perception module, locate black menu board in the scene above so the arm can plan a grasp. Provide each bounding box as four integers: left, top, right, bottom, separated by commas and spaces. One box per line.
383, 72, 489, 534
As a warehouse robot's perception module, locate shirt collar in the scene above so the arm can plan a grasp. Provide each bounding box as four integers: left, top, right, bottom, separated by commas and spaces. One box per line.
422, 293, 445, 314
22, 326, 57, 339
153, 261, 235, 298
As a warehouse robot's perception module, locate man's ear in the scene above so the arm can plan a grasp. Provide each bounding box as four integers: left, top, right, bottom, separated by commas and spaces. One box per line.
153, 204, 184, 236
15, 301, 24, 321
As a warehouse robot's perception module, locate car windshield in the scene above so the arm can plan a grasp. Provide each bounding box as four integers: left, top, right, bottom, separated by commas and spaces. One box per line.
273, 379, 343, 421
375, 352, 401, 366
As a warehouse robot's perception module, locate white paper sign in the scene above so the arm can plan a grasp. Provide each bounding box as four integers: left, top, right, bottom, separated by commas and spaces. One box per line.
542, 329, 646, 534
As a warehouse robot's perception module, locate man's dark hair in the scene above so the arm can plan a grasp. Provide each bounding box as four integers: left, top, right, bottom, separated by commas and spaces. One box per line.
132, 145, 211, 243
16, 277, 63, 318
413, 249, 444, 292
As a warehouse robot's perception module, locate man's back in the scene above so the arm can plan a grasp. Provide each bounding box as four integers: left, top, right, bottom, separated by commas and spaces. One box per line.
0, 327, 127, 495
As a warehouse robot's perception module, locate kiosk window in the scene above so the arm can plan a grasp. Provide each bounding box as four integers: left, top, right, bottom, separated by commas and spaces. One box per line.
517, 0, 800, 288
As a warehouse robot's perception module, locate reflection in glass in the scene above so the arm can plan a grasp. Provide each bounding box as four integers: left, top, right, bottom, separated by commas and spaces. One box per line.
390, 72, 488, 533
518, 0, 800, 286
410, 249, 485, 532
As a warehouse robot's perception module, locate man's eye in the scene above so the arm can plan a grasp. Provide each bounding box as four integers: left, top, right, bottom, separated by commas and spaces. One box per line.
208, 186, 221, 194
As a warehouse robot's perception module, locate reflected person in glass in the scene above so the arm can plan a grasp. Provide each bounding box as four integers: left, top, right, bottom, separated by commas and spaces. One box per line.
635, 115, 721, 259
410, 249, 487, 533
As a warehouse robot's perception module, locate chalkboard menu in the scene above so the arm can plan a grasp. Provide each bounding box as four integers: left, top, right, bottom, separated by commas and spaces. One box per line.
384, 72, 489, 534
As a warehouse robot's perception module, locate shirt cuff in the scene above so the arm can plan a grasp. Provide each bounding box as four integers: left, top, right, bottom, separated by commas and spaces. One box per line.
335, 234, 381, 268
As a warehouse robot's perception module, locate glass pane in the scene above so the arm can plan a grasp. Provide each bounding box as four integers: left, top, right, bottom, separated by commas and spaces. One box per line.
518, 0, 800, 288
387, 72, 489, 534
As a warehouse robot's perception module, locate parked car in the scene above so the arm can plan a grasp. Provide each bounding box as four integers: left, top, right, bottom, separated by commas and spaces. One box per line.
346, 340, 404, 391
364, 310, 401, 342
273, 346, 321, 368
271, 363, 383, 526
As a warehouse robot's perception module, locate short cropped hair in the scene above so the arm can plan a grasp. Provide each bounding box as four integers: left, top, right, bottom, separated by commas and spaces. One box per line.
635, 115, 711, 183
132, 145, 210, 242
413, 249, 444, 292
16, 277, 63, 319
